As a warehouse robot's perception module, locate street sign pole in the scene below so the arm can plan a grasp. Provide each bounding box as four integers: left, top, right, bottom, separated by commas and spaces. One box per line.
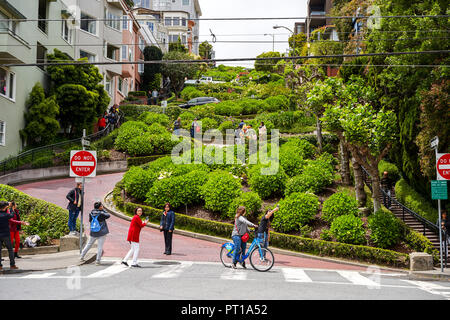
432, 138, 443, 272
79, 129, 86, 254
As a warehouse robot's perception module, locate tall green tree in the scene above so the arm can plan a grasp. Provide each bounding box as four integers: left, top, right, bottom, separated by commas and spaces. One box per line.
161, 51, 200, 97
199, 41, 213, 60
169, 38, 188, 53
254, 51, 281, 73
46, 49, 109, 136
20, 83, 60, 147
143, 45, 163, 92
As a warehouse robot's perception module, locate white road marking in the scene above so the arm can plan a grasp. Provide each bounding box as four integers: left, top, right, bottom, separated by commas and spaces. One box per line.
86, 262, 128, 278
337, 271, 380, 287
152, 261, 193, 279
282, 268, 313, 283
220, 268, 248, 281
22, 273, 56, 278
402, 280, 450, 300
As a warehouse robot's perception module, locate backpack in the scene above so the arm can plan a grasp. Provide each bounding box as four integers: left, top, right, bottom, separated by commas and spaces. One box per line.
90, 214, 101, 232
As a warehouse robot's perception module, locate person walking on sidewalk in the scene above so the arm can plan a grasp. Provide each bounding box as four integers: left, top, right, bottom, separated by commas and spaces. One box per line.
80, 202, 110, 265
0, 201, 18, 270
231, 206, 257, 269
66, 182, 83, 235
160, 203, 175, 255
8, 201, 29, 259
122, 207, 149, 268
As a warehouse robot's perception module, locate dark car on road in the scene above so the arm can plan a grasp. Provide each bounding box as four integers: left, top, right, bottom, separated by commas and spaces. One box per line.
178, 97, 220, 108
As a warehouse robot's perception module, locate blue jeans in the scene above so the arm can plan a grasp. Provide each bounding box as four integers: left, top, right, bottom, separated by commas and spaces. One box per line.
68, 208, 80, 232
232, 235, 246, 264
257, 232, 268, 249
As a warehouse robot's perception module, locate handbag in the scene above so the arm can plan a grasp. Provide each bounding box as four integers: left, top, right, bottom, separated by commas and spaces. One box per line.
235, 219, 250, 243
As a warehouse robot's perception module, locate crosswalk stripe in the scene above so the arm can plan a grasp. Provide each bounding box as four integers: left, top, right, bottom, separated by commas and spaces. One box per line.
220, 268, 247, 281
22, 273, 56, 279
337, 271, 380, 287
403, 280, 448, 291
152, 262, 193, 279
282, 268, 313, 283
86, 263, 128, 278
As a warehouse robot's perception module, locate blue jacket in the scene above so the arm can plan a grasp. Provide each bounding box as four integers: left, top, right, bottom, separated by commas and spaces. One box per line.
0, 210, 14, 238
160, 210, 175, 231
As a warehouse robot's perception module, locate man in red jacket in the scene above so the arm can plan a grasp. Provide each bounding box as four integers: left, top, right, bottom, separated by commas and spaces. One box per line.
122, 207, 148, 268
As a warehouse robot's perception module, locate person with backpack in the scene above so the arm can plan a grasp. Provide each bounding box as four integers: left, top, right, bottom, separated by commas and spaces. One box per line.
8, 201, 29, 259
80, 202, 110, 265
122, 207, 149, 268
190, 118, 200, 138
231, 206, 257, 269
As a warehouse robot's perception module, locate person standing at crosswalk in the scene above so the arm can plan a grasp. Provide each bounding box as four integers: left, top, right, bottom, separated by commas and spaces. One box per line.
80, 202, 110, 265
122, 207, 148, 268
160, 203, 175, 255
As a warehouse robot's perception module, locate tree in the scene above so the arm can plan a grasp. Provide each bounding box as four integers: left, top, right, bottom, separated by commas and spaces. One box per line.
161, 51, 200, 97
20, 83, 60, 147
254, 51, 281, 73
288, 33, 307, 57
199, 41, 213, 60
323, 102, 397, 213
46, 49, 109, 136
169, 38, 188, 53
143, 45, 163, 92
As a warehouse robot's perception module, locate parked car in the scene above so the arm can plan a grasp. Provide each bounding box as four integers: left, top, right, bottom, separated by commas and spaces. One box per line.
184, 76, 225, 85
179, 97, 220, 108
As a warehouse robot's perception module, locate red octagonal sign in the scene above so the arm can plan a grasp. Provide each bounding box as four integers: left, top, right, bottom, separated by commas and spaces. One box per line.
437, 153, 450, 180
70, 150, 97, 178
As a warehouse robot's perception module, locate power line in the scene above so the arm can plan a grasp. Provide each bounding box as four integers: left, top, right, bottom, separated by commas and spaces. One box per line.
1, 50, 448, 68
1, 14, 449, 23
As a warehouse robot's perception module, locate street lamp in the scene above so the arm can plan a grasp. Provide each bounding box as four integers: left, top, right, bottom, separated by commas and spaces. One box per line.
264, 33, 275, 52
273, 25, 295, 66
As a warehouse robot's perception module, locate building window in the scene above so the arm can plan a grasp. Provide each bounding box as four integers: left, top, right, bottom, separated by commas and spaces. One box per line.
0, 68, 15, 100
105, 10, 121, 31
80, 50, 96, 62
105, 42, 119, 61
182, 35, 186, 44
0, 11, 17, 34
0, 120, 5, 146
129, 47, 133, 61
105, 76, 112, 96
183, 0, 189, 5
122, 45, 128, 60
36, 43, 47, 71
118, 77, 123, 93
38, 0, 48, 33
169, 34, 180, 43
147, 22, 154, 32
165, 17, 171, 26
122, 15, 128, 31
139, 37, 145, 51
138, 60, 144, 74
172, 17, 180, 26
181, 18, 186, 26
81, 12, 96, 35
62, 20, 72, 43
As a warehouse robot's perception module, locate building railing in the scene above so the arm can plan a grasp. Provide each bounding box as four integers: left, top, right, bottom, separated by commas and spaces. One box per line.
0, 111, 124, 176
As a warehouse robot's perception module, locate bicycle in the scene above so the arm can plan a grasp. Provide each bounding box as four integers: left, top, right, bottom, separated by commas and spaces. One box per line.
220, 230, 275, 272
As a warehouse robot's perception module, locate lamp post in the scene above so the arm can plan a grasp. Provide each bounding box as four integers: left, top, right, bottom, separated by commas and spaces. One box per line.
264, 33, 275, 52
273, 25, 295, 67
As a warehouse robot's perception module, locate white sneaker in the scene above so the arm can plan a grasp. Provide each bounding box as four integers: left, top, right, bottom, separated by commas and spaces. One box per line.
95, 261, 101, 266
79, 257, 85, 262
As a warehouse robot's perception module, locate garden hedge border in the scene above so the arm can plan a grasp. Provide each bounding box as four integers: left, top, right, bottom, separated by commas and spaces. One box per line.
112, 182, 410, 268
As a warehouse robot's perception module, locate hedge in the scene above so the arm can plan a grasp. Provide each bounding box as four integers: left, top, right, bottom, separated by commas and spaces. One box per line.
112, 183, 410, 268
127, 154, 168, 167
0, 184, 72, 245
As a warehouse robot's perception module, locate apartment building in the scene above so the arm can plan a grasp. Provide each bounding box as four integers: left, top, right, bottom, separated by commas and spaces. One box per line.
133, 0, 201, 55
0, 0, 76, 159
132, 7, 169, 53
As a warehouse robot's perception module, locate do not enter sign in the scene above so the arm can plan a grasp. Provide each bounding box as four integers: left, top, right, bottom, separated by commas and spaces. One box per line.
437, 153, 450, 180
70, 150, 97, 178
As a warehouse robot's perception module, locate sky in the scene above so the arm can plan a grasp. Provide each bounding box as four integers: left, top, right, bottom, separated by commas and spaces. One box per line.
198, 0, 308, 68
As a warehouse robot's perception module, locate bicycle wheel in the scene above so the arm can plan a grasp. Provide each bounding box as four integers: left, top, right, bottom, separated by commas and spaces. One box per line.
220, 246, 234, 268
249, 247, 274, 272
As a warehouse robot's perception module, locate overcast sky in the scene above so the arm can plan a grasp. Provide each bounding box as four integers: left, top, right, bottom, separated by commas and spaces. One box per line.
198, 0, 308, 68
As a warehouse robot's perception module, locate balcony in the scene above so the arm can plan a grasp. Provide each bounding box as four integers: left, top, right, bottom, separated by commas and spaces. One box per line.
0, 28, 30, 64
106, 0, 123, 9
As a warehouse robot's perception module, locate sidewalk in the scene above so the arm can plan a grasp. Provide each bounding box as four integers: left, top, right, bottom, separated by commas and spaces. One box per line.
0, 250, 96, 275
409, 268, 450, 281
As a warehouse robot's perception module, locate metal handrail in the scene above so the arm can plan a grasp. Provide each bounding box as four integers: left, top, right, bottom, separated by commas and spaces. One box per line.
0, 111, 123, 176
360, 165, 440, 237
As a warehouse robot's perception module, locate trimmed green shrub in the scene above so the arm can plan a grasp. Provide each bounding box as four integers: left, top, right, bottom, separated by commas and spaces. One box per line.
320, 229, 333, 241
395, 178, 438, 223
239, 98, 268, 114
321, 192, 359, 223
279, 145, 307, 177
218, 120, 235, 133
122, 166, 156, 201
288, 159, 334, 194
199, 117, 218, 133
227, 191, 262, 220
272, 192, 319, 233
31, 156, 54, 169
330, 214, 366, 245
201, 171, 242, 215
247, 163, 288, 199
147, 123, 168, 135
181, 86, 205, 101
138, 111, 170, 128
264, 95, 289, 112
114, 121, 147, 151
213, 101, 243, 116
282, 138, 316, 159
368, 209, 402, 249
179, 111, 196, 121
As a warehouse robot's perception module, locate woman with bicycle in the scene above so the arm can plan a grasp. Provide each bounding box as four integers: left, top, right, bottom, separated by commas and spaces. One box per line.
231, 206, 257, 269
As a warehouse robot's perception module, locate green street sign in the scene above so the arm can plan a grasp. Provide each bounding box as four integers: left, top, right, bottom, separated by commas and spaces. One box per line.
431, 180, 448, 200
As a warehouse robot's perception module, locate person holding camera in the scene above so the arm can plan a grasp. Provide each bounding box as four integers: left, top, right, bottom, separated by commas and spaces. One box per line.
122, 207, 148, 268
257, 205, 279, 252
80, 202, 110, 265
160, 203, 175, 255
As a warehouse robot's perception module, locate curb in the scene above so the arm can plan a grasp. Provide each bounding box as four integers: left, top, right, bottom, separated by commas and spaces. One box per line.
102, 190, 409, 274
408, 270, 450, 282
